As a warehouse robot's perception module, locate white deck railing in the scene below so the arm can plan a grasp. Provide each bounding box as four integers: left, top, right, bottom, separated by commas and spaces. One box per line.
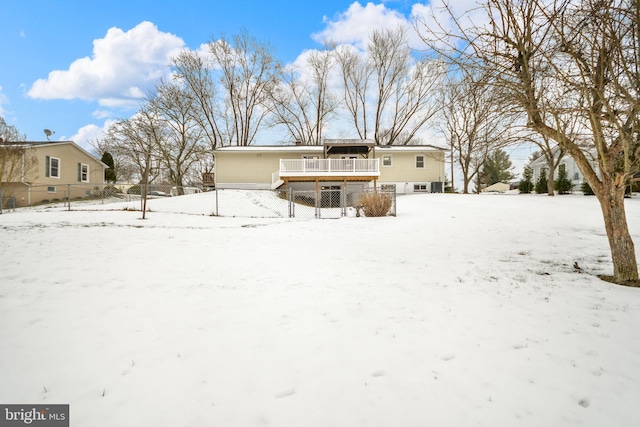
279, 158, 380, 176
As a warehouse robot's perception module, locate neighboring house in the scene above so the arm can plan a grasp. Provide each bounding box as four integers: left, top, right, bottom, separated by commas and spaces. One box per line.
529, 146, 599, 191
212, 139, 448, 194
483, 182, 510, 193
1, 141, 107, 208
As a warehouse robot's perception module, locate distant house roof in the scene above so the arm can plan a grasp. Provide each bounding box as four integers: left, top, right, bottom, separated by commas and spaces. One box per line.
483, 182, 510, 193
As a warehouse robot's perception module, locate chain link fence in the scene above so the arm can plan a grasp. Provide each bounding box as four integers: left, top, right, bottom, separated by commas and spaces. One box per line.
1, 184, 396, 218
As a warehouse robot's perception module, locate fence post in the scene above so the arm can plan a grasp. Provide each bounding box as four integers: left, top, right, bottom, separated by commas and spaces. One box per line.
67, 184, 71, 211
215, 188, 219, 216
142, 183, 148, 219
0, 188, 3, 215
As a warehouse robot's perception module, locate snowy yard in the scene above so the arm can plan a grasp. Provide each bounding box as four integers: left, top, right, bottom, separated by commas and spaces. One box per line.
1, 192, 639, 427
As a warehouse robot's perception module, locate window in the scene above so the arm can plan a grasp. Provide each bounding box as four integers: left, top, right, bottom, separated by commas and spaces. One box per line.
46, 156, 60, 178
382, 155, 392, 167
574, 172, 580, 181
414, 184, 428, 192
47, 186, 56, 193
78, 163, 89, 182
415, 155, 425, 169
559, 164, 566, 174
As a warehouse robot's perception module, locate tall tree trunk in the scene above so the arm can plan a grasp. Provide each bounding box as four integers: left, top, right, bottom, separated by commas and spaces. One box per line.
546, 169, 555, 196
546, 156, 555, 196
596, 181, 639, 284
463, 180, 470, 194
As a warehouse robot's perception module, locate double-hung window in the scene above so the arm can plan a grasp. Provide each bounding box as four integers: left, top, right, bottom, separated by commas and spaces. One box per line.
46, 156, 61, 178
78, 163, 89, 182
415, 155, 425, 169
382, 155, 393, 167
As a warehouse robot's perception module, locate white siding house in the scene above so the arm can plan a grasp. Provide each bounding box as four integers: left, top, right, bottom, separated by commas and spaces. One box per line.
529, 147, 599, 191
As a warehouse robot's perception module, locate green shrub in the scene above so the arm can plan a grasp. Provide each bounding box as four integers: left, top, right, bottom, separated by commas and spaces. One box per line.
127, 185, 141, 195
518, 166, 534, 193
103, 185, 121, 196
581, 181, 595, 195
554, 167, 572, 194
535, 169, 548, 194
581, 181, 632, 196
358, 192, 392, 217
518, 180, 533, 193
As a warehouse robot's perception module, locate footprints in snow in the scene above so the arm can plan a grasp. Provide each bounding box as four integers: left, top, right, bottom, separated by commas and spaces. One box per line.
275, 370, 387, 399
274, 389, 296, 399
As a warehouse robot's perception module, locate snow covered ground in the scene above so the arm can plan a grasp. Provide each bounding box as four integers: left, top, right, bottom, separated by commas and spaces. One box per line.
1, 192, 639, 427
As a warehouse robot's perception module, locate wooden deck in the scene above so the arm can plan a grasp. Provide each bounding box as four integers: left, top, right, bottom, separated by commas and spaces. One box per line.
272, 158, 379, 189
278, 158, 379, 178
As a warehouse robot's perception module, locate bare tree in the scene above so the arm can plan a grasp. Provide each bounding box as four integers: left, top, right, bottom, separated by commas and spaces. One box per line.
332, 27, 442, 145
0, 117, 26, 143
417, 0, 640, 284
270, 49, 339, 145
146, 79, 206, 190
369, 27, 412, 144
440, 71, 508, 193
104, 109, 164, 186
334, 44, 372, 139
208, 31, 280, 146
377, 58, 444, 145
0, 118, 37, 200
172, 50, 223, 160
90, 137, 135, 183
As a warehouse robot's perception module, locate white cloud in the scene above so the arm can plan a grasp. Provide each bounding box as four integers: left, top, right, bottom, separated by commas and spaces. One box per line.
312, 1, 491, 53
27, 21, 185, 106
411, 1, 493, 49
67, 120, 117, 153
92, 110, 114, 120
0, 86, 8, 116
312, 2, 411, 50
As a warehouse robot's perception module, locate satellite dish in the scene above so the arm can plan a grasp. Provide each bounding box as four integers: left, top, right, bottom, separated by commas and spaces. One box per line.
44, 129, 55, 141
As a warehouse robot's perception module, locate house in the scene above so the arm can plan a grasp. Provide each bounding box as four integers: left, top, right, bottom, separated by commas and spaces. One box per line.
0, 141, 107, 208
529, 146, 599, 191
483, 182, 511, 193
212, 139, 448, 194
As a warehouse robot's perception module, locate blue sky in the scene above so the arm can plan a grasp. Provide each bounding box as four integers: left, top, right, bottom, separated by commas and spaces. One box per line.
0, 0, 427, 148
